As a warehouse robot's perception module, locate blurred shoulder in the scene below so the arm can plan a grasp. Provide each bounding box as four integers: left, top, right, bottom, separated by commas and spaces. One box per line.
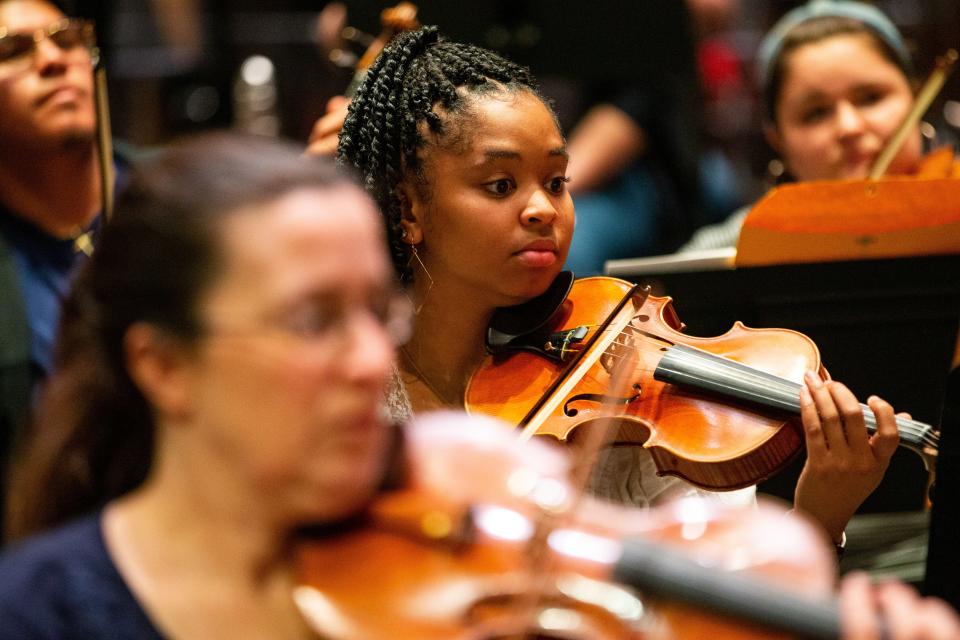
0, 513, 161, 639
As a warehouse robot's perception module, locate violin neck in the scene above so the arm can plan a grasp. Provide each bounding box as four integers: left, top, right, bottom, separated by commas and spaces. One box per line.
654, 344, 939, 469
614, 536, 849, 640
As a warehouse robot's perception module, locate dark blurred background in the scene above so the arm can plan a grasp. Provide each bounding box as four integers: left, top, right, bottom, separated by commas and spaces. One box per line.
59, 0, 960, 593
64, 0, 960, 213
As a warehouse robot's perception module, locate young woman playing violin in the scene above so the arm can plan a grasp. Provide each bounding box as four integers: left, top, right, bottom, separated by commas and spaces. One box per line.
0, 134, 407, 637
683, 0, 925, 251
0, 136, 954, 639
334, 26, 903, 548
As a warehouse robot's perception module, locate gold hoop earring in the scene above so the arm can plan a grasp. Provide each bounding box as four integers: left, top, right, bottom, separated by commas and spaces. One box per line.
405, 244, 433, 315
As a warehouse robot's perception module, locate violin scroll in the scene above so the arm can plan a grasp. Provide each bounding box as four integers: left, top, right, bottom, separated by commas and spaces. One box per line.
354, 2, 420, 76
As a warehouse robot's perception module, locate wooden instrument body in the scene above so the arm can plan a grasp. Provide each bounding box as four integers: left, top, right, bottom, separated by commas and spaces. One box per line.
294, 414, 644, 639
293, 415, 837, 640
465, 277, 824, 491
295, 490, 640, 640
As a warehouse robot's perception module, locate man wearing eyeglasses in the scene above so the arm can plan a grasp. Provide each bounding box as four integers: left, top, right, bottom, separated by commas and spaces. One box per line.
0, 0, 104, 542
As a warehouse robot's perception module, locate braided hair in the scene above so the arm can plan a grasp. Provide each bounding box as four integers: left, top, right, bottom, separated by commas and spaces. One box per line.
337, 26, 549, 281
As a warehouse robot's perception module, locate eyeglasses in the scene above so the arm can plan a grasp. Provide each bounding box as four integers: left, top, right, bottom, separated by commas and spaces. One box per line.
207, 291, 414, 353
279, 291, 413, 348
0, 18, 95, 75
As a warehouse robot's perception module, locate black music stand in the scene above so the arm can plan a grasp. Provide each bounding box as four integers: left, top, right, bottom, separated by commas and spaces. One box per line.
926, 364, 960, 607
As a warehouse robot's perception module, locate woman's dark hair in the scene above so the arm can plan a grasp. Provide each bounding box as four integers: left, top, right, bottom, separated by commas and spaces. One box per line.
337, 26, 550, 281
764, 16, 913, 124
6, 133, 355, 541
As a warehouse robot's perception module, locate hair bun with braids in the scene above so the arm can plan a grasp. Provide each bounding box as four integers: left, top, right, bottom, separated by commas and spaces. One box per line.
337, 26, 548, 283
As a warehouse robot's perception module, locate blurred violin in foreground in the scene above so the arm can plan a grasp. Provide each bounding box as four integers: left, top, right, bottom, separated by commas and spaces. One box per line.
465, 274, 938, 491
293, 412, 850, 639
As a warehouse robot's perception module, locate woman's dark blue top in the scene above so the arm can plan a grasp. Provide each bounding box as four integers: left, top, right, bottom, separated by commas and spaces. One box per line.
0, 513, 164, 639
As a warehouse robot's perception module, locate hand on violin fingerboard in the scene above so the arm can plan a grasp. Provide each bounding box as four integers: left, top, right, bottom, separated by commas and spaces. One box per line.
793, 371, 900, 543
840, 572, 960, 640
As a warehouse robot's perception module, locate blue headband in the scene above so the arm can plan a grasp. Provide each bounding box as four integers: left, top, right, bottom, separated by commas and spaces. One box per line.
757, 0, 912, 92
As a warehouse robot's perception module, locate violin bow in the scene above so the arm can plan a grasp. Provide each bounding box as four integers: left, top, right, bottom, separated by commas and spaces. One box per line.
516, 290, 647, 629
869, 48, 958, 180
93, 47, 115, 224
72, 31, 112, 257
566, 316, 645, 500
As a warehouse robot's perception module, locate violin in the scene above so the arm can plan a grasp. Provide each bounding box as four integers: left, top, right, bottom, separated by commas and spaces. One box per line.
306, 3, 419, 156
292, 412, 847, 639
464, 273, 939, 490
294, 412, 639, 639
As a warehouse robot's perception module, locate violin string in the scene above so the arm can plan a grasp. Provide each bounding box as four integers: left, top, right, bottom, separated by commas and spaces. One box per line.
667, 345, 938, 447
663, 345, 936, 445
565, 319, 645, 509
557, 325, 937, 448
565, 323, 938, 448
561, 330, 671, 358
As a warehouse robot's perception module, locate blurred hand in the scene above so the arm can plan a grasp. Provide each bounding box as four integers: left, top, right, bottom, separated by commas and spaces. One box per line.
565, 104, 646, 194
793, 370, 899, 543
306, 95, 350, 157
840, 572, 960, 639
314, 2, 347, 56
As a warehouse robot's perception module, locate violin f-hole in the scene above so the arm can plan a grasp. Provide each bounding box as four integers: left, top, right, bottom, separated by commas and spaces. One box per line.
563, 384, 642, 417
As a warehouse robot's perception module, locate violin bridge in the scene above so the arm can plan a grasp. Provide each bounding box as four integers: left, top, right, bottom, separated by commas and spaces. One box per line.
599, 323, 640, 375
